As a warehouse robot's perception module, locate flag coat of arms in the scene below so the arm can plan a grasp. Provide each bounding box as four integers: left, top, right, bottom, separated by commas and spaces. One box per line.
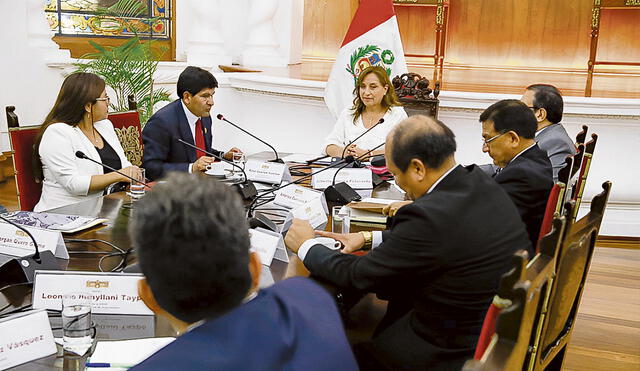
323, 0, 408, 119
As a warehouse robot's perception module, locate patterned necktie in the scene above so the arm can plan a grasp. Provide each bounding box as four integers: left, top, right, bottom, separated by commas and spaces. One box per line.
194, 118, 206, 159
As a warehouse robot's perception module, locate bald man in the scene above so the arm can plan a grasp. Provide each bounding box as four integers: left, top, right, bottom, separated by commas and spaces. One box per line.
285, 116, 530, 371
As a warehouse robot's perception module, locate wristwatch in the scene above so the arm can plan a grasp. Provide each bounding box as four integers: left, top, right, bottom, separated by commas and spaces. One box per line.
360, 231, 373, 250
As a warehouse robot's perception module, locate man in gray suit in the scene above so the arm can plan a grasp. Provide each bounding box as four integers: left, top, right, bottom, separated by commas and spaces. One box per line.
480, 84, 575, 182
521, 84, 576, 181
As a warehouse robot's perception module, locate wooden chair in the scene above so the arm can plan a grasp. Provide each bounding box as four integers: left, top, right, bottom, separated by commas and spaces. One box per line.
392, 72, 440, 118
108, 96, 143, 167
536, 157, 573, 248
471, 216, 565, 366
574, 125, 588, 148
6, 106, 42, 211
528, 182, 612, 370
570, 134, 598, 221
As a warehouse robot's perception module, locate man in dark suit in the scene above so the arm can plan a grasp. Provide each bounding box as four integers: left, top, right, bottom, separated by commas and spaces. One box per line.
142, 66, 241, 180
480, 99, 554, 251
522, 84, 576, 181
130, 173, 357, 371
285, 116, 531, 371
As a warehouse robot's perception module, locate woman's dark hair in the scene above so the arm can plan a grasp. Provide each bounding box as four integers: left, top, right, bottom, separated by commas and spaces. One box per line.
32, 72, 105, 182
351, 66, 401, 124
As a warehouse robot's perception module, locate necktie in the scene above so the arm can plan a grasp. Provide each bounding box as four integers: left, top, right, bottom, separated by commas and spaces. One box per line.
194, 118, 206, 159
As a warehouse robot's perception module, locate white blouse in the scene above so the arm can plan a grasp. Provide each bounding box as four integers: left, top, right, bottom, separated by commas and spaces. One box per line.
323, 106, 408, 155
34, 119, 132, 212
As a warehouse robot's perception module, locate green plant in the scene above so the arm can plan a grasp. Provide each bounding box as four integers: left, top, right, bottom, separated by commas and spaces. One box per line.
73, 0, 171, 125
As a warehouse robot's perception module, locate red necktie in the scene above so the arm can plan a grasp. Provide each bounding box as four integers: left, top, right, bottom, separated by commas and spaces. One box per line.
194, 118, 206, 159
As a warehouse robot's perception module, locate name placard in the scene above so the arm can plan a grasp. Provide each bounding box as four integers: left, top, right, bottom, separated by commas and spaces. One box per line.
0, 310, 57, 370
281, 197, 328, 233
32, 271, 153, 315
244, 160, 290, 184
274, 185, 329, 213
0, 223, 68, 259
249, 228, 289, 266
311, 168, 373, 190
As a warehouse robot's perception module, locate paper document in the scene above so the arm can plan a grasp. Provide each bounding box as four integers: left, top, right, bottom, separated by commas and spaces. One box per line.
0, 211, 107, 234
281, 153, 322, 163
87, 337, 175, 370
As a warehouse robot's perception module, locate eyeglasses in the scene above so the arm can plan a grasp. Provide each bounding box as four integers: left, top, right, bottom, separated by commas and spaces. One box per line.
482, 132, 507, 147
95, 96, 110, 103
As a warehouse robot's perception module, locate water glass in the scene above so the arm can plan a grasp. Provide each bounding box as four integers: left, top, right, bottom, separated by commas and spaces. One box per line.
332, 206, 351, 234
231, 152, 245, 179
62, 292, 94, 351
129, 168, 146, 199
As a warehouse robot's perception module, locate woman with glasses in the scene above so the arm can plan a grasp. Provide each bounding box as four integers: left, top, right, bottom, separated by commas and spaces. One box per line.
33, 72, 141, 211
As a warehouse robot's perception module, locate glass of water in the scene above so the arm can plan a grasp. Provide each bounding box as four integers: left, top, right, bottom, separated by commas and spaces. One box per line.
332, 206, 351, 234
231, 152, 245, 179
129, 167, 146, 199
62, 292, 95, 352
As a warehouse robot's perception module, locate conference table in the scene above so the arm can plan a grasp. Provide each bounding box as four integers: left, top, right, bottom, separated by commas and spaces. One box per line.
4, 153, 406, 370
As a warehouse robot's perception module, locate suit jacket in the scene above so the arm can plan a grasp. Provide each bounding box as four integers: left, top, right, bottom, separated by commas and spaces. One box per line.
494, 144, 553, 252
142, 100, 224, 180
131, 277, 357, 371
35, 119, 132, 212
304, 165, 531, 371
536, 123, 576, 181
479, 123, 575, 182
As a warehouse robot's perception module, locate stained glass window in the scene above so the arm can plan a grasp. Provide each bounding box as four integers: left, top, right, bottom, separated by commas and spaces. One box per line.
44, 0, 171, 40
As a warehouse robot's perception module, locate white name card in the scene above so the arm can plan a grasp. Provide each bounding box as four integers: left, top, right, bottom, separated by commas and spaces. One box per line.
274, 185, 329, 213
244, 160, 290, 184
311, 168, 373, 190
281, 197, 329, 233
32, 271, 153, 315
0, 310, 57, 370
0, 223, 68, 259
249, 228, 289, 266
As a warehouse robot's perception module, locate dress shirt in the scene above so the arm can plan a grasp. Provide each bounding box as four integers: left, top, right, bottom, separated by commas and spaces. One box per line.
298, 164, 460, 260
181, 101, 202, 173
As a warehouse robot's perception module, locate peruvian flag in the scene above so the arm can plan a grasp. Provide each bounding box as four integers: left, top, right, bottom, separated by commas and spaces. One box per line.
323, 0, 408, 119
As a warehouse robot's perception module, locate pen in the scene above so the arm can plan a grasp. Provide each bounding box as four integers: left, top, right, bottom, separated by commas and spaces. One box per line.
86, 363, 135, 368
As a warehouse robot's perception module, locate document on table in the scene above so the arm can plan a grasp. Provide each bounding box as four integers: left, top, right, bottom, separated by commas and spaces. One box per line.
86, 337, 175, 370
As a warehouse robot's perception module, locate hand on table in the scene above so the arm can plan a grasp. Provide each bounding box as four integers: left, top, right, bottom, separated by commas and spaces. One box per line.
315, 230, 365, 254
284, 219, 316, 254
382, 201, 412, 217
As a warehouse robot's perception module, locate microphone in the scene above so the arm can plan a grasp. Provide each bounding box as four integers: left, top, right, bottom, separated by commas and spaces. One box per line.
0, 215, 59, 289
216, 114, 283, 163
75, 151, 149, 187
306, 154, 331, 165
177, 139, 258, 200
325, 142, 385, 204
246, 155, 356, 218
340, 118, 384, 159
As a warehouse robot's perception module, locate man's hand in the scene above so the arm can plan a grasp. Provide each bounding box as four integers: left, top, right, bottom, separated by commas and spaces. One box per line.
284, 219, 316, 254
224, 147, 243, 161
382, 201, 412, 217
192, 156, 215, 172
316, 230, 365, 253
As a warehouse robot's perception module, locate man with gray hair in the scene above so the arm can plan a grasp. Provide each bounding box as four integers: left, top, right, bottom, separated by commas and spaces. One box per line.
130, 173, 357, 370
285, 116, 530, 371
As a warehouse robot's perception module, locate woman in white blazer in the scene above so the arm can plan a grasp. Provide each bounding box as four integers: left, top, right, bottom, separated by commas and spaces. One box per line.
33, 73, 141, 212
324, 66, 407, 159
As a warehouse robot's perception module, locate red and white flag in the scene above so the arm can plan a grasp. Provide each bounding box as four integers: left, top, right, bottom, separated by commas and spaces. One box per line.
323, 0, 408, 119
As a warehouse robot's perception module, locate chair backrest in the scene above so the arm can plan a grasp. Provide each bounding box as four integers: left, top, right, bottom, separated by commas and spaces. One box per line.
392, 73, 440, 118
571, 134, 598, 220
529, 182, 612, 370
574, 125, 588, 148
8, 125, 42, 211
471, 215, 565, 366
108, 110, 143, 167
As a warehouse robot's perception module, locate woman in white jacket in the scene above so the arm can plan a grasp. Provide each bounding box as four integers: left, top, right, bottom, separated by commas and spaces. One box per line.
33, 73, 141, 212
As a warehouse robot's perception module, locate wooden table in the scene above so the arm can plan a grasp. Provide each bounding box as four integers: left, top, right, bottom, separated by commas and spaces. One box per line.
4, 159, 405, 370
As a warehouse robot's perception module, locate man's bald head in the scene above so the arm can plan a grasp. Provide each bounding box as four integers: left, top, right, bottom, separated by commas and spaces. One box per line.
388, 115, 457, 172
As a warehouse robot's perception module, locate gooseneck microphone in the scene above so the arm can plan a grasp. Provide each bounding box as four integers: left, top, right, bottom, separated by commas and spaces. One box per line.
177, 139, 258, 200
340, 118, 384, 159
331, 142, 385, 187
75, 151, 149, 187
216, 114, 283, 163
0, 214, 60, 287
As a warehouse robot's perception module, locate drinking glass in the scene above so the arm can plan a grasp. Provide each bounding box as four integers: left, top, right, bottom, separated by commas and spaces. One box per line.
62, 292, 94, 351
231, 152, 245, 179
129, 168, 146, 199
331, 206, 351, 234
